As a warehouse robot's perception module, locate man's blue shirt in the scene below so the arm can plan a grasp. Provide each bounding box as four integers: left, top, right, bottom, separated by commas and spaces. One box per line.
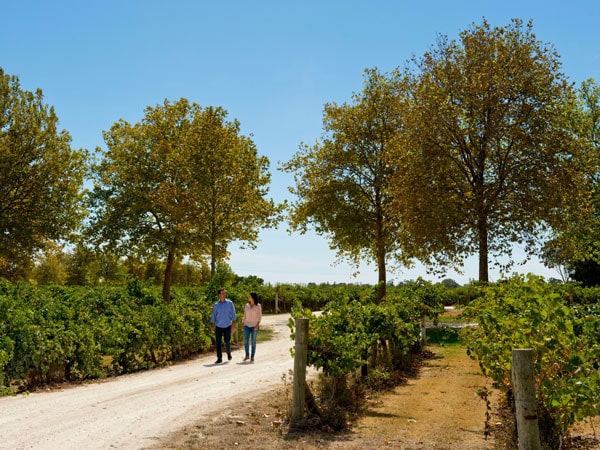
211, 299, 236, 328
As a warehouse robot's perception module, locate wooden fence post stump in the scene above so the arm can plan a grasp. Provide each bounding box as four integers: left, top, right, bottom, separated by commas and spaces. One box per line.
512, 348, 541, 450
291, 317, 309, 427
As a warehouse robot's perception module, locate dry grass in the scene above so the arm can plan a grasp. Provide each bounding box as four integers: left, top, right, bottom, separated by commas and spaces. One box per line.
153, 342, 599, 450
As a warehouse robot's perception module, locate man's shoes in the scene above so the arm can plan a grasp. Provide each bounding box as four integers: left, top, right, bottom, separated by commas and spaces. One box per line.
215, 358, 222, 364
243, 355, 249, 361
251, 357, 254, 362
227, 352, 232, 361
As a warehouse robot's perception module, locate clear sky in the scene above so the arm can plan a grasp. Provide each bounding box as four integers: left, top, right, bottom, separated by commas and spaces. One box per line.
2, 1, 599, 285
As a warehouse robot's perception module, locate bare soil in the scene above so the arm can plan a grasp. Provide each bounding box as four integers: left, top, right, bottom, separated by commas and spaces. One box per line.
2, 310, 597, 450
0, 314, 299, 449
155, 342, 600, 450
154, 344, 495, 449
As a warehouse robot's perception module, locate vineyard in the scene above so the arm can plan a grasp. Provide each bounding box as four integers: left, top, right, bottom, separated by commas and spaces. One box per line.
0, 278, 448, 395
2, 276, 599, 447
461, 275, 600, 447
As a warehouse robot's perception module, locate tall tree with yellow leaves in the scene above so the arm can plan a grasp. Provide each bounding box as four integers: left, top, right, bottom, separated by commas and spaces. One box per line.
88, 99, 279, 301
283, 69, 408, 301
0, 68, 87, 280
390, 19, 591, 282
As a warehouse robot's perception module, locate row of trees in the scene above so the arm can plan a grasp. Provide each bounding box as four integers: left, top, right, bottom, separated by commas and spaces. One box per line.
2, 18, 599, 300
29, 243, 212, 287
1, 70, 280, 300
283, 19, 599, 300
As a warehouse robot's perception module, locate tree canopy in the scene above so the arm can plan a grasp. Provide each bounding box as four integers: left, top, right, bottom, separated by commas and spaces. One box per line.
282, 69, 407, 300
542, 78, 600, 281
88, 98, 279, 301
0, 68, 87, 280
389, 19, 592, 282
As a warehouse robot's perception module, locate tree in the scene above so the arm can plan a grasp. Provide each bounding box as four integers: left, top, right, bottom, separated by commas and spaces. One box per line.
0, 68, 87, 279
31, 242, 68, 285
88, 98, 279, 301
440, 278, 460, 289
577, 79, 600, 150
282, 69, 408, 301
94, 250, 128, 284
64, 243, 101, 286
188, 104, 281, 276
570, 259, 600, 286
390, 19, 591, 282
542, 78, 600, 281
171, 260, 210, 286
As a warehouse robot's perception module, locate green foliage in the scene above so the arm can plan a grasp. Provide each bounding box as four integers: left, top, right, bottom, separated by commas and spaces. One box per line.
31, 243, 68, 285
0, 280, 212, 394
282, 68, 410, 300
393, 278, 446, 319
440, 278, 461, 289
559, 283, 600, 305
306, 297, 373, 377
290, 289, 423, 378
0, 68, 88, 280
88, 98, 280, 301
0, 282, 94, 385
287, 284, 431, 432
542, 78, 600, 277
426, 326, 460, 345
390, 19, 591, 282
461, 275, 600, 442
447, 281, 487, 306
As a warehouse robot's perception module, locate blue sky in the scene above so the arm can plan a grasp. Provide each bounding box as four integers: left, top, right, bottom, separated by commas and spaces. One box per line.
2, 1, 599, 285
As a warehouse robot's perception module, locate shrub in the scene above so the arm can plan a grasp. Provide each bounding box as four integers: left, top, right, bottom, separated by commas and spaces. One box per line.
461, 274, 600, 446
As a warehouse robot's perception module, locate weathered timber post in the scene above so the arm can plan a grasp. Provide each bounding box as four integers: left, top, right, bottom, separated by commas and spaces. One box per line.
512, 349, 541, 450
291, 317, 309, 426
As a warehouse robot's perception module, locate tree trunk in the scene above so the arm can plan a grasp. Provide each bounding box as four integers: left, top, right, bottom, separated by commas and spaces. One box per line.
375, 203, 387, 302
304, 384, 322, 418
210, 239, 217, 277
478, 217, 489, 282
377, 250, 387, 302
361, 347, 370, 378
162, 249, 174, 302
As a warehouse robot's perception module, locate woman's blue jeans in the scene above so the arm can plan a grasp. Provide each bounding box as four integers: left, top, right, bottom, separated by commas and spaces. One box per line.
244, 325, 258, 357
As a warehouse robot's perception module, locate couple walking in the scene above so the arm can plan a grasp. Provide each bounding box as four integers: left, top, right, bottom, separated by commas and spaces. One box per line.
210, 288, 262, 364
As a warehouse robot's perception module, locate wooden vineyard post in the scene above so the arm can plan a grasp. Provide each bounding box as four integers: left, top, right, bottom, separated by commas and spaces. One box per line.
512, 349, 541, 450
291, 317, 309, 426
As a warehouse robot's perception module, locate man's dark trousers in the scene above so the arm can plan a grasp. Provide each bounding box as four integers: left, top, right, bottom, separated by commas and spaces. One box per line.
215, 326, 231, 360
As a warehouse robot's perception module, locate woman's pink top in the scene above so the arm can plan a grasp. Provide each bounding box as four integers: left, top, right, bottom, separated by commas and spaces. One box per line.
242, 303, 262, 327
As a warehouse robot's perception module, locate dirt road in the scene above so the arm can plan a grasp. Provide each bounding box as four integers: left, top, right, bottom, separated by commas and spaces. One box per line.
0, 314, 296, 450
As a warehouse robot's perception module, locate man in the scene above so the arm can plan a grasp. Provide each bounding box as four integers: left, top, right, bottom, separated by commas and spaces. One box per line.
210, 288, 237, 364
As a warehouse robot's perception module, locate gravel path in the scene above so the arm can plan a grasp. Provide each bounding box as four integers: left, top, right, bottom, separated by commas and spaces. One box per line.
0, 314, 296, 450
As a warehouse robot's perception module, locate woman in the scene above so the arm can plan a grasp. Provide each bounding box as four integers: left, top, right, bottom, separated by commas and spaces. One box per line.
242, 292, 262, 362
